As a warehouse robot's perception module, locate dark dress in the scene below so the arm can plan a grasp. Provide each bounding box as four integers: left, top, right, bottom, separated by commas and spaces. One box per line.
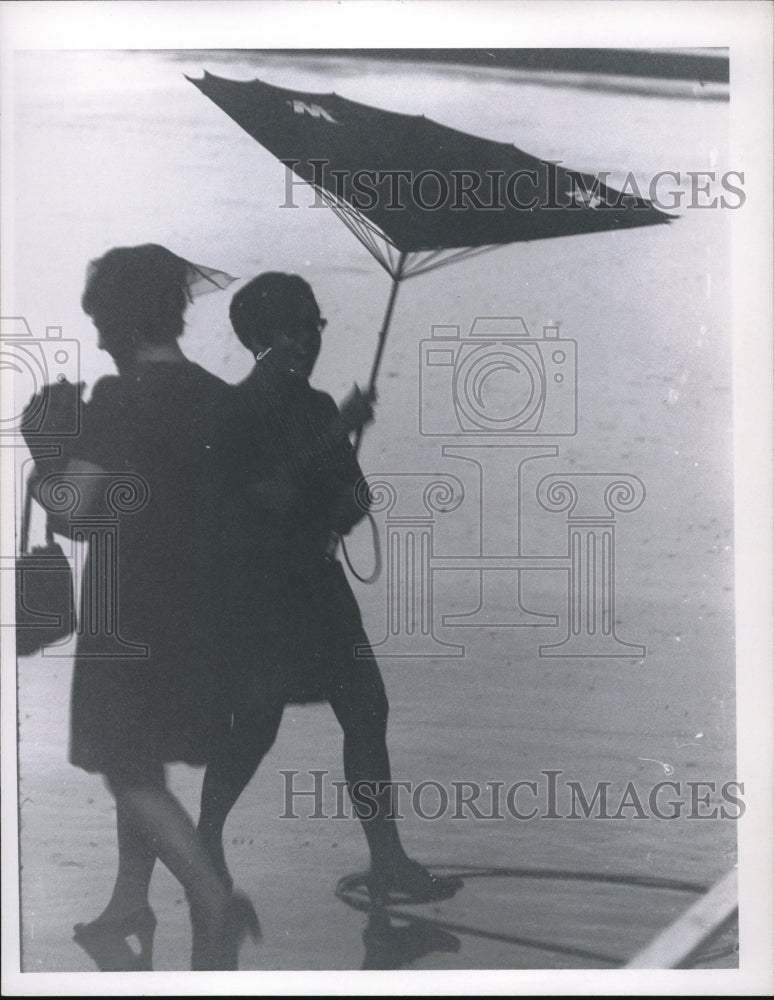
227, 365, 375, 704
67, 362, 236, 778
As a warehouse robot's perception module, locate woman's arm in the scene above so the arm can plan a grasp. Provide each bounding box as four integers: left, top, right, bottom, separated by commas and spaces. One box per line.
260, 385, 373, 488
247, 385, 374, 526
30, 458, 107, 537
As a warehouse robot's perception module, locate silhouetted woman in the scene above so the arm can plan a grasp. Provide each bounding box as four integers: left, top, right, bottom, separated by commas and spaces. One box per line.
31, 244, 257, 970
197, 273, 463, 904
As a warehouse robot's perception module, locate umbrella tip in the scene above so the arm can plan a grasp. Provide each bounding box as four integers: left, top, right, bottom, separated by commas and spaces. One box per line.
184, 70, 210, 85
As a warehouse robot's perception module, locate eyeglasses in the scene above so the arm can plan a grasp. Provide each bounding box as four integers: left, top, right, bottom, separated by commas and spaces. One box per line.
253, 318, 328, 363
271, 318, 327, 337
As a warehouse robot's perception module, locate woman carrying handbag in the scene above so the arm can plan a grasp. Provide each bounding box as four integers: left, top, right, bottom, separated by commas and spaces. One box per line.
24, 243, 257, 971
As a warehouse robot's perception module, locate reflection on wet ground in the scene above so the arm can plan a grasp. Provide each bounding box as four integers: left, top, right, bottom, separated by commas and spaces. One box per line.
62, 863, 738, 972
361, 910, 461, 971
335, 866, 738, 970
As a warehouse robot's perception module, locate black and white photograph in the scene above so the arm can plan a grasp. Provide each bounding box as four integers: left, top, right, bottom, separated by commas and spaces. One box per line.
1, 1, 772, 994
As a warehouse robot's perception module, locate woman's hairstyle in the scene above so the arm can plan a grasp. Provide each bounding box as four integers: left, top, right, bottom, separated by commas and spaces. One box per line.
81, 244, 191, 343
229, 272, 321, 350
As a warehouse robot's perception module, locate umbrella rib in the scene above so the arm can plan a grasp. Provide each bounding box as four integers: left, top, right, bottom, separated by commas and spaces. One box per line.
403, 248, 446, 274
405, 244, 504, 278
274, 168, 504, 282
322, 194, 391, 273
359, 221, 391, 268
315, 187, 417, 280
349, 212, 400, 256
386, 242, 399, 276
314, 186, 386, 245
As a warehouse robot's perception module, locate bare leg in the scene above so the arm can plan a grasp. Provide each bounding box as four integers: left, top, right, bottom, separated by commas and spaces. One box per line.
327, 655, 407, 871
328, 642, 463, 902
89, 796, 157, 922
73, 778, 160, 971
75, 764, 253, 971
107, 771, 259, 969
107, 771, 230, 924
197, 676, 285, 888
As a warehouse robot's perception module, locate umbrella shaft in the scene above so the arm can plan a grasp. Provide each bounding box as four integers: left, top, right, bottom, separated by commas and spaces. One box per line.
366, 259, 405, 396
337, 255, 406, 563
354, 252, 407, 459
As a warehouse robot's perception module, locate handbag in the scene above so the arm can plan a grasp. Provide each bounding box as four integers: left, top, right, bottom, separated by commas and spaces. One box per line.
15, 476, 75, 656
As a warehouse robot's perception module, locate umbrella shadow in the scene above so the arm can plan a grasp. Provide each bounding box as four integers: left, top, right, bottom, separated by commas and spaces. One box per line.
337, 864, 720, 969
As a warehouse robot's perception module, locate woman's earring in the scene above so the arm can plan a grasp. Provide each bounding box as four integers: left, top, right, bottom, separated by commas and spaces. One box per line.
254, 347, 272, 362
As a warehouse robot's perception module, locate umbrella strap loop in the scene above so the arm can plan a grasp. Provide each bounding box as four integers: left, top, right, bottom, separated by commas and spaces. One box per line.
339, 512, 382, 585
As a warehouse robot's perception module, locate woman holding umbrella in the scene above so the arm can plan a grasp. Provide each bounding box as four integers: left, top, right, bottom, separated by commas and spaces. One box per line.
196, 271, 463, 905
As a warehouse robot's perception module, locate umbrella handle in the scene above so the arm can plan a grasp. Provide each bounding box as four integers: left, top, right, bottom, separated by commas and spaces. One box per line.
353, 422, 366, 457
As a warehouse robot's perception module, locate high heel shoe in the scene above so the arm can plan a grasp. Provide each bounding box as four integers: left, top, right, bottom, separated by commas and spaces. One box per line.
190, 891, 261, 971
73, 905, 157, 971
230, 892, 261, 946
366, 859, 464, 907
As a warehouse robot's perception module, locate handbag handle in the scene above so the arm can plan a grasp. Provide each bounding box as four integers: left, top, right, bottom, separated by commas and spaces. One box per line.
20, 475, 55, 556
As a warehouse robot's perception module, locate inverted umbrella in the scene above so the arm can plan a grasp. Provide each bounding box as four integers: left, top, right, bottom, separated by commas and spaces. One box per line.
188, 71, 672, 430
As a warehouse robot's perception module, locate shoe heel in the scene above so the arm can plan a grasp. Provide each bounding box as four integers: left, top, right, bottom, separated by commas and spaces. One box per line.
234, 893, 261, 943
73, 905, 157, 972
191, 891, 260, 971
132, 907, 157, 970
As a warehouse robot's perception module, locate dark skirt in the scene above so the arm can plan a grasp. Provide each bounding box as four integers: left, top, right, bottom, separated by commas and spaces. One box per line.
229, 557, 375, 705
69, 584, 231, 779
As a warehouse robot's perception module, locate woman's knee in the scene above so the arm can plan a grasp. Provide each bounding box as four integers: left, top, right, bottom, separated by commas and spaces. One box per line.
334, 678, 389, 739
104, 759, 166, 797
368, 683, 389, 730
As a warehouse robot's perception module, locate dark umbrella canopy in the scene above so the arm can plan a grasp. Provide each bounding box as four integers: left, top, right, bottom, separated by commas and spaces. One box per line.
188, 72, 672, 273
188, 67, 676, 452
188, 69, 677, 565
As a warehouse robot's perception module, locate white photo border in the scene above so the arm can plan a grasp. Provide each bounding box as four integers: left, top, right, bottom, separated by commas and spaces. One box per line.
1, 1, 771, 995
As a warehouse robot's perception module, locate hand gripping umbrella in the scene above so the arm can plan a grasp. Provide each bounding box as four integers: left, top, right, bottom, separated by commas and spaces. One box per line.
188, 71, 672, 443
